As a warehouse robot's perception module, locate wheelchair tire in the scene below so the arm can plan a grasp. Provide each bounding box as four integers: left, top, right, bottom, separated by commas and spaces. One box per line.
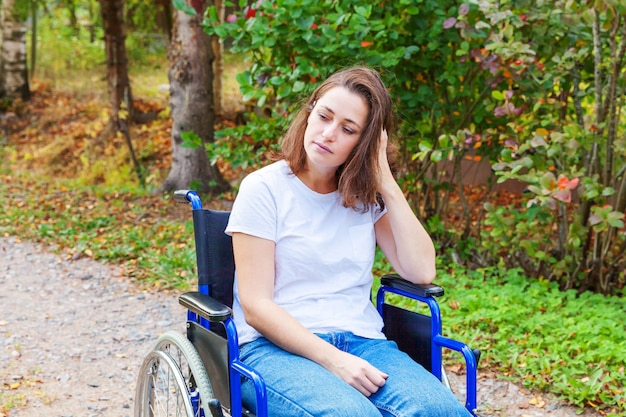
135, 330, 215, 417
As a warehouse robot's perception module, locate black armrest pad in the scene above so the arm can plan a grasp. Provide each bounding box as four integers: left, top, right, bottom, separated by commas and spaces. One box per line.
381, 274, 444, 298
179, 291, 232, 322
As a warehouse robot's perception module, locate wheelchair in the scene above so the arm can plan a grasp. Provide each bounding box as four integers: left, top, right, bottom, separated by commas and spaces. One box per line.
135, 189, 481, 417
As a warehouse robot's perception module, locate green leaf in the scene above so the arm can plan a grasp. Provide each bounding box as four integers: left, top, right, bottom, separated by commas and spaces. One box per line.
293, 81, 305, 93
354, 5, 371, 18
180, 131, 202, 149
277, 84, 292, 98
406, 5, 420, 15
172, 0, 197, 15
492, 90, 505, 101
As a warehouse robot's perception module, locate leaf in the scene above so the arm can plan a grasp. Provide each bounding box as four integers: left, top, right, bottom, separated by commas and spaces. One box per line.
172, 0, 197, 15
180, 131, 202, 149
588, 213, 603, 226
530, 136, 547, 147
607, 212, 625, 228
539, 172, 556, 190
293, 81, 305, 93
443, 17, 457, 29
492, 90, 505, 101
552, 189, 571, 203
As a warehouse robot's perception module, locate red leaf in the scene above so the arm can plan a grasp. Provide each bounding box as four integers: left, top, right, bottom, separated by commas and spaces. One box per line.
552, 189, 571, 203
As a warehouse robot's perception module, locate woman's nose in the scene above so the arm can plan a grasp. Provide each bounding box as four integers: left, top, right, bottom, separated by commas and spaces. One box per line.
322, 123, 337, 141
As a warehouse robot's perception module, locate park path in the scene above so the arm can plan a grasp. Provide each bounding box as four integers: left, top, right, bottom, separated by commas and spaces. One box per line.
0, 237, 599, 417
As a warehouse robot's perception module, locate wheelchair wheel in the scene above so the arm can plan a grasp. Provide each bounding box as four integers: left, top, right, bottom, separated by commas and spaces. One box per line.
135, 330, 214, 417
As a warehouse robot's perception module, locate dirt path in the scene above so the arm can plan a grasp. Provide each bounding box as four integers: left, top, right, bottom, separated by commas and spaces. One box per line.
0, 237, 187, 417
0, 237, 600, 417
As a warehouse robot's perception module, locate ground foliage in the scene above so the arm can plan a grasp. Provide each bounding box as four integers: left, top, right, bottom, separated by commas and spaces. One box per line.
1, 82, 624, 415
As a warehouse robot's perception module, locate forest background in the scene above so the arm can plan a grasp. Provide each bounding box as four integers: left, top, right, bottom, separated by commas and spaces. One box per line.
0, 0, 625, 416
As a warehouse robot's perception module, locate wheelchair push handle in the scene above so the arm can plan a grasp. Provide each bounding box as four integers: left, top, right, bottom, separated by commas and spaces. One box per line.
174, 189, 203, 210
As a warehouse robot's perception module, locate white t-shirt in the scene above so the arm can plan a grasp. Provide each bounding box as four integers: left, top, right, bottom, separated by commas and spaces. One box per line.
225, 160, 387, 345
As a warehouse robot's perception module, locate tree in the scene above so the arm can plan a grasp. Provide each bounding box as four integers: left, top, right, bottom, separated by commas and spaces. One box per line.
211, 0, 224, 115
98, 0, 143, 185
0, 0, 30, 101
159, 0, 229, 194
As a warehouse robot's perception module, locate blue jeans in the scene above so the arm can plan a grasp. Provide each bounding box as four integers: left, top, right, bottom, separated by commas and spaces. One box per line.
239, 332, 472, 417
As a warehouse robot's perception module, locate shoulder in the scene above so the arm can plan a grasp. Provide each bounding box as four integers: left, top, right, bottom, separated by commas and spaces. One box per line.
241, 160, 291, 187
235, 160, 293, 209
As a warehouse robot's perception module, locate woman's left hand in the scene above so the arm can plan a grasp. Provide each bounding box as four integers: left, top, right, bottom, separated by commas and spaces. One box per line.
376, 128, 394, 191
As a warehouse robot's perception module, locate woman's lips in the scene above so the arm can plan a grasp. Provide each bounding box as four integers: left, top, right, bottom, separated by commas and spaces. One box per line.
314, 142, 332, 153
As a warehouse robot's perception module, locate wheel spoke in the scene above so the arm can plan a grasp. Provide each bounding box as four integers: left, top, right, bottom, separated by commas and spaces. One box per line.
135, 330, 215, 417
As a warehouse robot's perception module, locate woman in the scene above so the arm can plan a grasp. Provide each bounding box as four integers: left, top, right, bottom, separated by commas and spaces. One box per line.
225, 67, 471, 416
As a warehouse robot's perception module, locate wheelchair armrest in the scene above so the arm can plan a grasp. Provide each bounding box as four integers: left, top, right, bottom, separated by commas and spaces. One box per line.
381, 274, 445, 298
179, 291, 232, 322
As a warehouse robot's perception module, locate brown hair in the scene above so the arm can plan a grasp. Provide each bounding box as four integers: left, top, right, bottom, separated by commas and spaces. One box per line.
276, 66, 396, 210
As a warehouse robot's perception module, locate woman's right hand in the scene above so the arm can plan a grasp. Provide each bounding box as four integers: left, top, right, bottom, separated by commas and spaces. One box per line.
325, 350, 388, 397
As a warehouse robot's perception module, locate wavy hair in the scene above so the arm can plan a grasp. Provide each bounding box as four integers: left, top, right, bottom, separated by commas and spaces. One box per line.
276, 66, 396, 210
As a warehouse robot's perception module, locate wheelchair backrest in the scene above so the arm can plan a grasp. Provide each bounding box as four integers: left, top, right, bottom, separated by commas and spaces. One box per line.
192, 209, 235, 307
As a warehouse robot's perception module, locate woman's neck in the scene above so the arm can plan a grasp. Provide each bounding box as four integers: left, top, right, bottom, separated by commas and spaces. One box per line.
297, 167, 338, 194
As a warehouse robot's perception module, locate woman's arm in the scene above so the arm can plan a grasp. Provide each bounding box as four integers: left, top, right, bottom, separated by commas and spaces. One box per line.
374, 130, 437, 284
232, 232, 388, 396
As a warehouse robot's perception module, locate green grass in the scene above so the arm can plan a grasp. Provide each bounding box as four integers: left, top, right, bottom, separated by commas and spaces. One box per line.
0, 392, 26, 415
427, 265, 624, 415
0, 174, 197, 290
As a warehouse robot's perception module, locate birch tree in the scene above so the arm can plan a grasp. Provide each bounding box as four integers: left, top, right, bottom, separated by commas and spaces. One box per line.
0, 0, 30, 101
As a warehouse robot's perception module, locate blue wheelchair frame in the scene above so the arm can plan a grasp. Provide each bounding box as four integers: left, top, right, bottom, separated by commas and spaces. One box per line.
175, 190, 479, 417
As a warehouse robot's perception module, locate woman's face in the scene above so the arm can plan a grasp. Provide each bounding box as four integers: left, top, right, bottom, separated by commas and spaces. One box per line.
303, 86, 369, 174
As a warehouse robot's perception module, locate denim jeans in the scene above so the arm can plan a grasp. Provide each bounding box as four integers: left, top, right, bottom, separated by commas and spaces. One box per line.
239, 332, 472, 417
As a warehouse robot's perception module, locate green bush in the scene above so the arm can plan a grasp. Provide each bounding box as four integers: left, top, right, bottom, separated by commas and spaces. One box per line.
205, 0, 626, 294
434, 265, 626, 414
205, 0, 509, 215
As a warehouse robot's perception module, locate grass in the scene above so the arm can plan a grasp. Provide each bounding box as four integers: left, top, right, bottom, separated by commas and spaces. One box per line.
0, 173, 198, 290
433, 266, 625, 414
374, 250, 626, 415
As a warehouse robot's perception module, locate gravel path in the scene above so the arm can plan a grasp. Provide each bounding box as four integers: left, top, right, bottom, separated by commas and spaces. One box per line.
0, 237, 601, 417
0, 237, 187, 417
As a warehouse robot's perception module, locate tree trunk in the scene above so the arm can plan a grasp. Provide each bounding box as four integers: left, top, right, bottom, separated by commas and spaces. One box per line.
67, 0, 80, 36
159, 0, 229, 194
99, 0, 133, 123
0, 0, 30, 101
99, 0, 144, 185
156, 0, 173, 41
212, 0, 224, 115
29, 0, 37, 81
88, 0, 97, 43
